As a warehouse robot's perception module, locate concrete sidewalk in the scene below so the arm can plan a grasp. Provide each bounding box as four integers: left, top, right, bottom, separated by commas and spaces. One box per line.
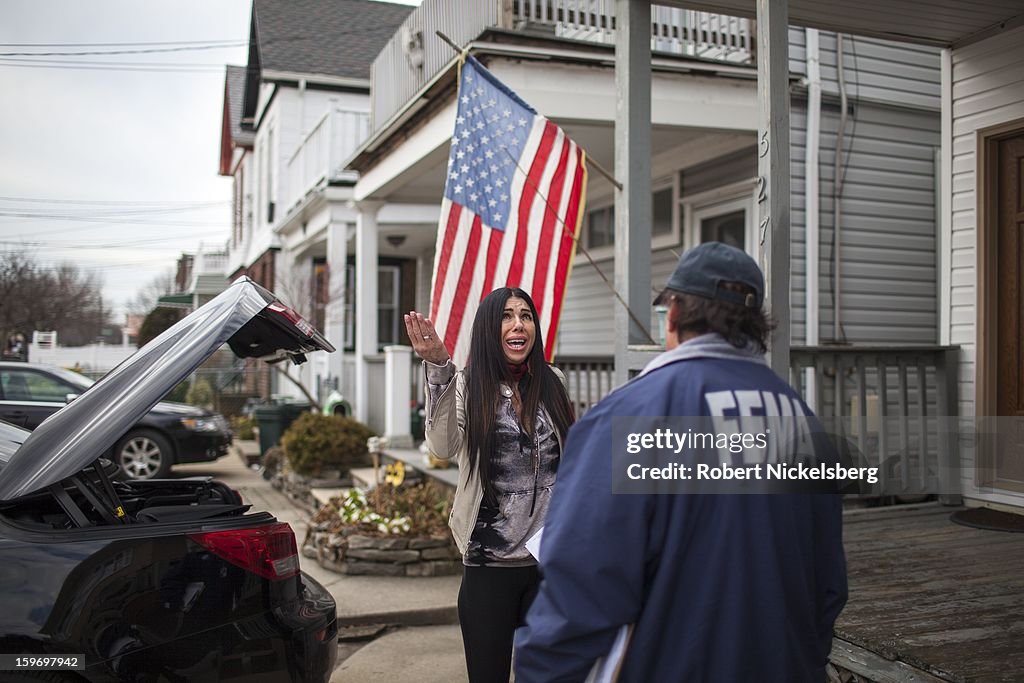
175, 445, 468, 683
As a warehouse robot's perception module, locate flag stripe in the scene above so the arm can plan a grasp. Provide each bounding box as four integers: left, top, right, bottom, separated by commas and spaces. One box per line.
507, 120, 559, 289
480, 226, 504, 302
443, 215, 484, 353
492, 120, 547, 294
531, 135, 571, 316
434, 206, 476, 352
431, 200, 462, 321
545, 146, 587, 359
539, 140, 579, 356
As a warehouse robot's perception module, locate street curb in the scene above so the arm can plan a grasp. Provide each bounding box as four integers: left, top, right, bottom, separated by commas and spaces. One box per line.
336, 606, 459, 629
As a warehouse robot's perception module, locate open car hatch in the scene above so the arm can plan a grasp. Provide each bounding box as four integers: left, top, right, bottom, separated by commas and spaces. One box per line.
0, 277, 334, 501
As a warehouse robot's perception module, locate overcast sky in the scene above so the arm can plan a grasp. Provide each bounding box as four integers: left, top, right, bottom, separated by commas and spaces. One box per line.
0, 0, 419, 320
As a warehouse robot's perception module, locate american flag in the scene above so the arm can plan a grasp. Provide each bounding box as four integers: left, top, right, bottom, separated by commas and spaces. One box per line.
429, 55, 587, 368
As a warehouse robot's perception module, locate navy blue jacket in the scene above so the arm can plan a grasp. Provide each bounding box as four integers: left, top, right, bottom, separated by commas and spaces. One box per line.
515, 336, 848, 682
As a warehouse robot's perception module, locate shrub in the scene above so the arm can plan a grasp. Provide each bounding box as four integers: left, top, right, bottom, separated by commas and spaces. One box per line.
230, 415, 257, 440
185, 377, 214, 408
312, 480, 453, 537
281, 412, 375, 477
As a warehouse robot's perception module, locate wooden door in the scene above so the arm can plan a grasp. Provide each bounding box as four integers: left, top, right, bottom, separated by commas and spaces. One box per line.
995, 132, 1024, 485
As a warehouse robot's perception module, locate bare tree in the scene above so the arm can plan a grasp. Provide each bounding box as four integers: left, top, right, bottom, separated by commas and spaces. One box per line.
124, 269, 177, 316
0, 250, 111, 350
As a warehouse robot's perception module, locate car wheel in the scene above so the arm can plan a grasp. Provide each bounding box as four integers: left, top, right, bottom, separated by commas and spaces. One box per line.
115, 429, 173, 480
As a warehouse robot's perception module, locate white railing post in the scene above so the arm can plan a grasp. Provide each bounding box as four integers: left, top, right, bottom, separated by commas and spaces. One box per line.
384, 345, 413, 448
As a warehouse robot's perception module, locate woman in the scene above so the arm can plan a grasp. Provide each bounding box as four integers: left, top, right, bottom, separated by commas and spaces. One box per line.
404, 287, 575, 683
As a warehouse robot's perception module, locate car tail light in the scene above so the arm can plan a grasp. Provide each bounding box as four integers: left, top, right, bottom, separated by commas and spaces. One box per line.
266, 302, 314, 337
189, 522, 300, 580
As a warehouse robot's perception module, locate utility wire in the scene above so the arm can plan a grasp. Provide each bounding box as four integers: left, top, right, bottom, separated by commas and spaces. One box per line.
0, 195, 228, 205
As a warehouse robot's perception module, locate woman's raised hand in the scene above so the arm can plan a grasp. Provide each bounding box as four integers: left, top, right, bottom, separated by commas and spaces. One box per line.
404, 311, 451, 366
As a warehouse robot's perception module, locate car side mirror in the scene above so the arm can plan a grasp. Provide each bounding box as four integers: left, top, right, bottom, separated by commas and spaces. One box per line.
65, 393, 80, 403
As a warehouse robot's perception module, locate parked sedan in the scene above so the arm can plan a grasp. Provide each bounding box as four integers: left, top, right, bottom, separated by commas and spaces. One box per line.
0, 361, 232, 480
0, 277, 338, 682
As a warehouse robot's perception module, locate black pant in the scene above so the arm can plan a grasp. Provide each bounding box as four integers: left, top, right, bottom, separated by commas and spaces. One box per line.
458, 564, 541, 683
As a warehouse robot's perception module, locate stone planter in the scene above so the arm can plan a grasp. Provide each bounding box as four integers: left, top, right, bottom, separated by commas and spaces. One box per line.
272, 471, 353, 512
303, 527, 461, 577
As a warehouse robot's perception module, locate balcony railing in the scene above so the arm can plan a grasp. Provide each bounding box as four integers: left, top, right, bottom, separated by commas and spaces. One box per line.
284, 107, 369, 214
371, 0, 754, 132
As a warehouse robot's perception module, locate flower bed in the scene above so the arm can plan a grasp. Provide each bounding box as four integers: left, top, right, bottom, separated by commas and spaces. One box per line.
303, 483, 461, 577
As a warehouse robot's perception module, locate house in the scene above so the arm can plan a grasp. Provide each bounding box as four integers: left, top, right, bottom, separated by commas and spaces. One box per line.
219, 0, 437, 433
345, 1, 946, 474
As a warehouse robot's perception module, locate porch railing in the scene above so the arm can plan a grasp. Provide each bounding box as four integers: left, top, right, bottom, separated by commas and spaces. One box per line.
284, 107, 369, 214
553, 355, 615, 417
371, 0, 754, 132
789, 346, 960, 499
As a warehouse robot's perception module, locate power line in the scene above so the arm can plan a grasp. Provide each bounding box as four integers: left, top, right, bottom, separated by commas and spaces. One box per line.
0, 39, 247, 48
0, 195, 229, 206
0, 61, 226, 73
0, 42, 248, 57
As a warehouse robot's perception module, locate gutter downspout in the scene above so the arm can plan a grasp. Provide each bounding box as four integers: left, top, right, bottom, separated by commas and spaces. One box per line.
833, 33, 849, 342
805, 28, 822, 408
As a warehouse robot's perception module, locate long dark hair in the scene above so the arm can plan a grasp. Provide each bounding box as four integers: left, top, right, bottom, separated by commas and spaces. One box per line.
464, 288, 575, 501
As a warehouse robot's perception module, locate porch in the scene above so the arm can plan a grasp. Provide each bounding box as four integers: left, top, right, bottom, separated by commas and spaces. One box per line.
833, 502, 1024, 683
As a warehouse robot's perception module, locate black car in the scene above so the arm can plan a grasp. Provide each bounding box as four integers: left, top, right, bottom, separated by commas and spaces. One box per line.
0, 277, 338, 682
0, 361, 232, 480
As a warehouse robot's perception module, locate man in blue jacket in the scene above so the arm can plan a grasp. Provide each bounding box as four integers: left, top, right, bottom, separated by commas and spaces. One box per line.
515, 242, 848, 682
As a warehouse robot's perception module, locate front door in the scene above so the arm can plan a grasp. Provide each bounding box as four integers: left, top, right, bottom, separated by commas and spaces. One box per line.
994, 132, 1024, 487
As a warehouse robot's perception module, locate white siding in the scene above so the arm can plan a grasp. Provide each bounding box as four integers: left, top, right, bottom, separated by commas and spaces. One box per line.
790, 29, 941, 111
947, 25, 1024, 508
792, 99, 940, 345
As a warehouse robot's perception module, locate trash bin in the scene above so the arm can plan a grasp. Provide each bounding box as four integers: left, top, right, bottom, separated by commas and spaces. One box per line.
410, 401, 425, 442
254, 401, 311, 455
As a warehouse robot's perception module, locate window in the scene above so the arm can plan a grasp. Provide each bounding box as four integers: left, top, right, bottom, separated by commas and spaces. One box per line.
686, 193, 755, 255
585, 205, 614, 250
1, 370, 76, 402
652, 185, 673, 237
266, 126, 276, 224
581, 177, 679, 257
377, 266, 400, 346
344, 264, 402, 351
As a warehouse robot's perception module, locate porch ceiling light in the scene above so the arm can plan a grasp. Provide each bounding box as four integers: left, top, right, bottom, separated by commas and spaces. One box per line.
386, 235, 407, 248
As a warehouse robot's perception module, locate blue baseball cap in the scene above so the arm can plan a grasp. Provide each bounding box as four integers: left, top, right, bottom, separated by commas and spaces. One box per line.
653, 242, 764, 309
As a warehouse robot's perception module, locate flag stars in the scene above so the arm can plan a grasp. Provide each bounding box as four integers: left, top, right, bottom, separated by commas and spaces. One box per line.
484, 184, 493, 193
461, 130, 470, 139
503, 108, 512, 118
517, 118, 528, 127
454, 185, 463, 194
461, 95, 470, 104
488, 198, 497, 207
485, 150, 494, 160
456, 151, 465, 160
460, 164, 469, 173
456, 115, 465, 125
469, 193, 479, 202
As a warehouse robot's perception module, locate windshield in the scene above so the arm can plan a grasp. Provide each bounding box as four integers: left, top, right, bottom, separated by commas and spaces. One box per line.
44, 366, 96, 392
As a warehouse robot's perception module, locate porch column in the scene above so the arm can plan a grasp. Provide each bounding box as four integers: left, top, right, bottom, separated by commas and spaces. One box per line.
354, 200, 383, 424
325, 218, 349, 398
614, 0, 652, 387
384, 345, 413, 448
756, 0, 792, 378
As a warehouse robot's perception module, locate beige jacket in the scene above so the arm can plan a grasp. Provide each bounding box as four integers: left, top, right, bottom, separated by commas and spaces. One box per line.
423, 361, 567, 555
